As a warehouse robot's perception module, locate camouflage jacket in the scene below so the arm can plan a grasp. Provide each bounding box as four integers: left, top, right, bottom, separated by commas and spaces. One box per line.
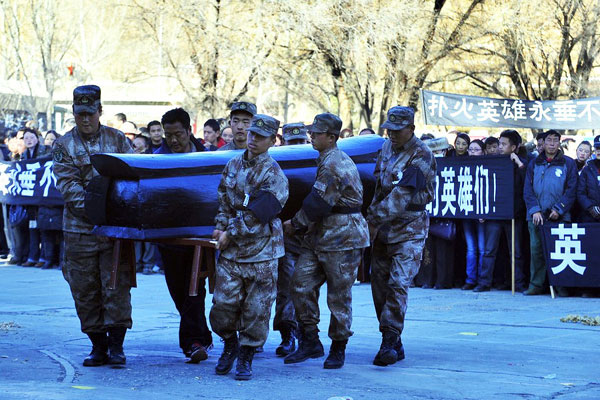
291, 146, 369, 251
217, 141, 245, 151
367, 135, 436, 244
215, 150, 289, 262
53, 125, 133, 233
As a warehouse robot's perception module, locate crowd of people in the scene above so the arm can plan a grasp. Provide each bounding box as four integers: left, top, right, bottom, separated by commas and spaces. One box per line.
2, 84, 599, 382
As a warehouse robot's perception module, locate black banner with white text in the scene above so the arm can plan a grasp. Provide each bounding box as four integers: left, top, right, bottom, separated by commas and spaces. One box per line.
0, 156, 64, 206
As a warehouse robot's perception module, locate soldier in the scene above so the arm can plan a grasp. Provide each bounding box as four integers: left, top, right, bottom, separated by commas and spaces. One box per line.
283, 113, 369, 369
367, 106, 436, 366
217, 101, 256, 151
272, 123, 309, 357
209, 114, 289, 380
53, 85, 134, 366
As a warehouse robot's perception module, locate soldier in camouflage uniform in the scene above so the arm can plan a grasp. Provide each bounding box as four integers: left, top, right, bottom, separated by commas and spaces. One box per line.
272, 123, 309, 357
217, 102, 256, 151
53, 85, 134, 367
209, 114, 289, 380
283, 113, 369, 369
367, 106, 436, 366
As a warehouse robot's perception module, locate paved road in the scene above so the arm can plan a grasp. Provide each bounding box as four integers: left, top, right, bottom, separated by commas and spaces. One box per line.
1, 263, 599, 400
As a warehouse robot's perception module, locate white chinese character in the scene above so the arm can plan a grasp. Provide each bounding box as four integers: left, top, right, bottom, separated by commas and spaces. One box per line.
440, 167, 456, 216
577, 100, 600, 122
550, 224, 586, 275
427, 95, 449, 118
552, 100, 577, 122
457, 166, 474, 215
18, 162, 40, 197
476, 100, 500, 122
426, 175, 440, 216
8, 163, 22, 196
39, 161, 57, 197
450, 98, 474, 120
529, 101, 552, 122
474, 165, 490, 214
501, 100, 528, 121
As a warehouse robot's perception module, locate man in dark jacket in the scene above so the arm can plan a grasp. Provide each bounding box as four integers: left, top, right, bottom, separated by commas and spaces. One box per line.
523, 130, 578, 296
577, 136, 600, 222
154, 108, 212, 363
476, 130, 528, 292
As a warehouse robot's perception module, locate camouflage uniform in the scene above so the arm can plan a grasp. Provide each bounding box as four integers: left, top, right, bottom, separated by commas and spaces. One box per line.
273, 234, 301, 333
53, 125, 133, 334
217, 141, 244, 151
367, 134, 436, 336
209, 149, 289, 347
290, 146, 369, 341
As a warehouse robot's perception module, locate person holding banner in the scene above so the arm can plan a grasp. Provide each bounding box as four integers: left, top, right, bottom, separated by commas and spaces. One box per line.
577, 136, 600, 223
523, 129, 578, 296
367, 106, 436, 366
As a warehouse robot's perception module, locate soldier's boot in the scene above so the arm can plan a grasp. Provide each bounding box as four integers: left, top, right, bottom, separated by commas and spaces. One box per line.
373, 330, 399, 366
275, 327, 296, 357
234, 346, 255, 381
395, 337, 406, 361
83, 332, 108, 367
323, 340, 347, 369
284, 326, 324, 364
107, 327, 127, 365
215, 335, 239, 375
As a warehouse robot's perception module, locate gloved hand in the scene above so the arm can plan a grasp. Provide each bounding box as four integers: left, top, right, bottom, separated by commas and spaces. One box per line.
588, 206, 600, 220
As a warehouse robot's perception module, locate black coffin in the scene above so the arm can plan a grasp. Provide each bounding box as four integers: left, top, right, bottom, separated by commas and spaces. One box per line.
87, 135, 385, 239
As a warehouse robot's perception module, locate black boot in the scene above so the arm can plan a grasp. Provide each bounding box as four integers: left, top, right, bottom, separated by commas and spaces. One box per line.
107, 327, 127, 365
275, 327, 296, 357
83, 332, 108, 367
395, 337, 405, 361
215, 335, 239, 375
323, 340, 347, 369
373, 330, 398, 366
235, 346, 255, 381
284, 326, 324, 364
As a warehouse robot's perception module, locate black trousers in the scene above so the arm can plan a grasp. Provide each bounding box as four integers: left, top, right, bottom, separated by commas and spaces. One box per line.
157, 245, 212, 352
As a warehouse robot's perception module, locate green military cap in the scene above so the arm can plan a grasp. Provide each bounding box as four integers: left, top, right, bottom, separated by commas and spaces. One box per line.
282, 123, 308, 142
230, 101, 257, 117
307, 113, 342, 136
381, 106, 414, 130
247, 114, 280, 137
73, 85, 101, 114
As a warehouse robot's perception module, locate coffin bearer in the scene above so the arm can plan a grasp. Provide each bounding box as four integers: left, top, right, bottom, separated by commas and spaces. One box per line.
210, 114, 289, 380
272, 123, 309, 357
367, 106, 436, 366
154, 108, 213, 363
283, 113, 369, 369
218, 101, 256, 151
53, 85, 134, 366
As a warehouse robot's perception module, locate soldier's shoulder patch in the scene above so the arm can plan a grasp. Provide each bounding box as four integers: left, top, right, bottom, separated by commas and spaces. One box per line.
52, 146, 64, 163
313, 181, 327, 192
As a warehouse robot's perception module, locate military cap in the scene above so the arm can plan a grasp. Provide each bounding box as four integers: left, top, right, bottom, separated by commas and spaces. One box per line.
306, 113, 342, 136
424, 137, 450, 152
73, 85, 101, 114
594, 135, 600, 149
230, 101, 257, 117
246, 114, 280, 137
381, 106, 414, 130
282, 123, 308, 141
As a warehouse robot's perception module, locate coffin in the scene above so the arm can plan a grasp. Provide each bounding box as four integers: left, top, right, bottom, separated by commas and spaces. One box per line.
87, 135, 385, 239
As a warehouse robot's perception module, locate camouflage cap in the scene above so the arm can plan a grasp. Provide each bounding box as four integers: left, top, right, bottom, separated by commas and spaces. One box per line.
73, 85, 101, 114
282, 122, 308, 141
381, 106, 414, 130
246, 114, 280, 137
230, 101, 257, 117
594, 135, 600, 149
306, 113, 342, 136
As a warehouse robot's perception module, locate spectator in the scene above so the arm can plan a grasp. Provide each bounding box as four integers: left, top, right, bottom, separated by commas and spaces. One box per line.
120, 121, 138, 142
447, 132, 469, 157
112, 113, 127, 130
37, 204, 63, 269
576, 136, 600, 223
524, 130, 577, 296
132, 135, 150, 154
44, 130, 59, 147
221, 126, 233, 144
484, 136, 500, 155
359, 128, 376, 136
575, 141, 592, 172
340, 128, 353, 138
202, 119, 221, 151
534, 132, 546, 156
461, 139, 486, 291
147, 120, 165, 153
478, 130, 528, 293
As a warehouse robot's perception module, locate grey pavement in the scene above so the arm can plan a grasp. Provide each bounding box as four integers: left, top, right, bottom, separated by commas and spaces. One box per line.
1, 263, 599, 400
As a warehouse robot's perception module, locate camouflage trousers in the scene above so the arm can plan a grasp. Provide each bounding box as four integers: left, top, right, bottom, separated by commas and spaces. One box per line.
209, 257, 278, 347
371, 236, 426, 335
63, 232, 132, 334
273, 250, 298, 332
291, 248, 361, 341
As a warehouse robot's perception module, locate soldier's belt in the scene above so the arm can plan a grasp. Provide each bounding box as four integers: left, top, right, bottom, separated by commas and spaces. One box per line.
331, 206, 362, 214
406, 204, 426, 212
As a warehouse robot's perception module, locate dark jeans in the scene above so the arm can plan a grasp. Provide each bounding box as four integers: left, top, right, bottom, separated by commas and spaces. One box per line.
462, 220, 485, 285
11, 223, 29, 263
27, 227, 40, 262
158, 245, 212, 352
528, 222, 547, 290
415, 235, 454, 288
480, 220, 527, 289
41, 229, 63, 265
